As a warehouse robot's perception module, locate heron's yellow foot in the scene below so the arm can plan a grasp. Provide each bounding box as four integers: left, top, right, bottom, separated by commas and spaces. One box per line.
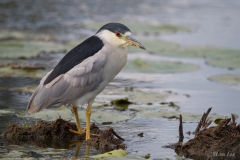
86, 104, 92, 140
69, 105, 83, 134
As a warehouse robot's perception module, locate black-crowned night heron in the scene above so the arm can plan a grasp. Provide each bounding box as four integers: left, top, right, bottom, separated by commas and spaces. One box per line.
27, 22, 146, 140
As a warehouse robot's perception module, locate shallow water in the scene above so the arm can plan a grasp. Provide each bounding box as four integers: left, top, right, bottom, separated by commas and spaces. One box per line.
0, 0, 240, 159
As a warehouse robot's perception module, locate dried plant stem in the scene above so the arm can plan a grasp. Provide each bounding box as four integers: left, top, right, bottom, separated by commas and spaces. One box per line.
178, 114, 184, 143
194, 107, 212, 135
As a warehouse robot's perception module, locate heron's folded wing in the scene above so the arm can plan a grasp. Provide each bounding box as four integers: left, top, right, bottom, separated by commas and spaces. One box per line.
27, 53, 107, 113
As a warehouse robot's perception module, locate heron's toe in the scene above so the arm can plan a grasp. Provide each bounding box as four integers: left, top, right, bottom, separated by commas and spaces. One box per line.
69, 128, 83, 135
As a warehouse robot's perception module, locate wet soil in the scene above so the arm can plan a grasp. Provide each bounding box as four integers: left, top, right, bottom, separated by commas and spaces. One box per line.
2, 118, 125, 152
171, 108, 240, 159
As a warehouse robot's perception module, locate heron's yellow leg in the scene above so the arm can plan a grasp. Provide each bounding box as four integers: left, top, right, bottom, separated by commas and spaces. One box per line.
86, 104, 92, 140
69, 105, 83, 134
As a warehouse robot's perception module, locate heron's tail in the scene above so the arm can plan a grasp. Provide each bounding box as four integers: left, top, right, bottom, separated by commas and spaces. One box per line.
27, 85, 42, 113
27, 84, 57, 113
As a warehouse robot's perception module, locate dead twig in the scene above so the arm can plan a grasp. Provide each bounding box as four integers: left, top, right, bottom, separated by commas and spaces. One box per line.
217, 118, 231, 133
231, 114, 236, 125
111, 128, 125, 141
178, 114, 184, 143
194, 107, 212, 135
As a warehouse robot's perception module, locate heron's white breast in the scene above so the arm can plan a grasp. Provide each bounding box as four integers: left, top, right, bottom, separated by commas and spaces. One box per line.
103, 45, 127, 81
76, 44, 127, 106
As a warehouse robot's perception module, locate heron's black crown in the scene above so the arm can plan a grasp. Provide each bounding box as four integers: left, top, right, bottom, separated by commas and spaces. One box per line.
97, 23, 131, 34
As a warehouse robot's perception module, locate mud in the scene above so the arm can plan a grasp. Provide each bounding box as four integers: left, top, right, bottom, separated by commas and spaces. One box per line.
171, 108, 240, 159
2, 118, 125, 152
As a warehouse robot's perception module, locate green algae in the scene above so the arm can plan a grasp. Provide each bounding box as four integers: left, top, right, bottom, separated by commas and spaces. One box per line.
101, 89, 168, 104
0, 30, 54, 41
93, 149, 126, 159
124, 58, 199, 73
207, 58, 240, 69
85, 21, 191, 34
0, 66, 48, 78
209, 74, 240, 85
111, 98, 133, 110
129, 91, 167, 103
176, 46, 240, 69
0, 30, 66, 59
129, 39, 240, 69
0, 40, 66, 58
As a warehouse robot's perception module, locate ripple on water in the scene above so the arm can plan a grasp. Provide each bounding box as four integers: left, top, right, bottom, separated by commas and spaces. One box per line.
0, 77, 40, 88
0, 77, 39, 110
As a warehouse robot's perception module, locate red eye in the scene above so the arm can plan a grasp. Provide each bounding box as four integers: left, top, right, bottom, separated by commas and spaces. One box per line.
115, 32, 121, 37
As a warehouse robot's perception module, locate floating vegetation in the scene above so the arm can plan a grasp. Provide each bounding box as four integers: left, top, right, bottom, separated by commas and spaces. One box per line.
111, 98, 133, 110
21, 106, 134, 124
0, 30, 55, 41
0, 40, 66, 58
209, 74, 240, 85
160, 102, 180, 110
124, 58, 199, 73
0, 66, 48, 78
93, 149, 126, 159
129, 39, 240, 69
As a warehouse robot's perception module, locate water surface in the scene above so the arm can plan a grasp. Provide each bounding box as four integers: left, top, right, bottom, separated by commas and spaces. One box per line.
0, 0, 240, 159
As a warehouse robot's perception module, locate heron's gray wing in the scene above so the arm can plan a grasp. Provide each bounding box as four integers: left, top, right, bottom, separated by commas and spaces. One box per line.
27, 53, 107, 113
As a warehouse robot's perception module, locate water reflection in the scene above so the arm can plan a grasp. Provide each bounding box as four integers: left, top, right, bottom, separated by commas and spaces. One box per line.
0, 77, 39, 110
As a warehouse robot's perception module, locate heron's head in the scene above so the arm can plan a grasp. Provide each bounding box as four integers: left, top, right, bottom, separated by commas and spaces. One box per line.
96, 23, 146, 50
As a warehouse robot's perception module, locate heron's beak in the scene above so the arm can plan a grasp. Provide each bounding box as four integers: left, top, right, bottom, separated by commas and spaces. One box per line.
123, 36, 146, 50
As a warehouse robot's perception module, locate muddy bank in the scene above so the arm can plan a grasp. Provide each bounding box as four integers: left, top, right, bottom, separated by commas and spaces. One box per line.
2, 118, 125, 152
170, 108, 240, 159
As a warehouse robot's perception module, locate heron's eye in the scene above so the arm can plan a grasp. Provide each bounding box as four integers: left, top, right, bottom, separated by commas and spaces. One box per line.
115, 31, 121, 37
